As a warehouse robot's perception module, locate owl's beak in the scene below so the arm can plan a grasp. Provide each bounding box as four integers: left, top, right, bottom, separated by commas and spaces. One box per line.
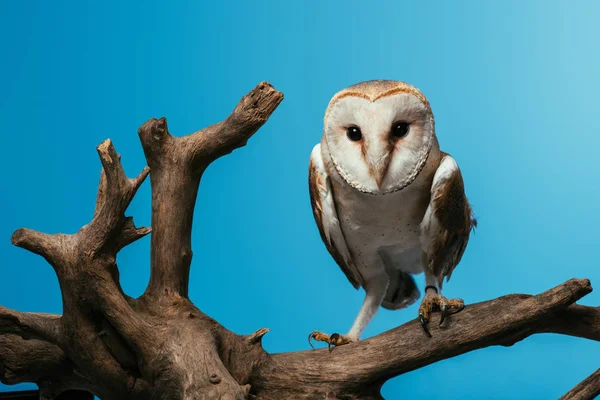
374, 162, 390, 190
364, 135, 393, 190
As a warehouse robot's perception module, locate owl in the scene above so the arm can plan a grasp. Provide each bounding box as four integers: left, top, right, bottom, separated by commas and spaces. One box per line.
308, 80, 476, 349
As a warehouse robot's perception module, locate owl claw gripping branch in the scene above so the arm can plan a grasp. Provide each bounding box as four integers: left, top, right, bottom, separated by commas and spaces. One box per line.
308, 331, 353, 351
308, 80, 476, 350
418, 286, 465, 337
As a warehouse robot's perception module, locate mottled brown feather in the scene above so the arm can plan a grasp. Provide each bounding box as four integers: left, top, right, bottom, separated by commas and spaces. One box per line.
429, 152, 477, 281
308, 158, 362, 289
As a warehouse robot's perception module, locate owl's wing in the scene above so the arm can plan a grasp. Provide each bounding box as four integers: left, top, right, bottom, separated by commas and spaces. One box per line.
309, 144, 363, 289
420, 153, 477, 284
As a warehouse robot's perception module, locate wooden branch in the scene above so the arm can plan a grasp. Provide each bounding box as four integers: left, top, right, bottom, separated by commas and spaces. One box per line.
0, 335, 91, 393
85, 139, 150, 256
1, 83, 282, 400
112, 217, 152, 252
0, 307, 61, 344
12, 138, 154, 343
4, 139, 156, 398
251, 279, 599, 399
0, 335, 68, 386
10, 229, 67, 267
94, 158, 151, 252
0, 334, 145, 400
538, 304, 600, 342
138, 82, 283, 300
63, 140, 156, 388
11, 139, 149, 271
187, 81, 285, 165
559, 368, 600, 400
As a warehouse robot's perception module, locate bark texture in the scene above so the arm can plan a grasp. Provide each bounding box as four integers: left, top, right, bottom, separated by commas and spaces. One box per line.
559, 368, 600, 400
0, 82, 598, 400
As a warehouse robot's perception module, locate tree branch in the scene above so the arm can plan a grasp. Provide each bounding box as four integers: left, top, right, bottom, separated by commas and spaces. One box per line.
187, 81, 285, 165
0, 335, 91, 393
138, 82, 283, 301
1, 335, 65, 385
0, 307, 61, 344
85, 139, 150, 257
94, 157, 151, 252
2, 83, 282, 400
10, 229, 67, 268
538, 304, 600, 342
5, 139, 156, 398
559, 368, 600, 400
251, 279, 598, 399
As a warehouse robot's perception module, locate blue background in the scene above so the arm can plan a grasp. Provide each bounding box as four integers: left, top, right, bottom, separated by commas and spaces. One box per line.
1, 1, 598, 399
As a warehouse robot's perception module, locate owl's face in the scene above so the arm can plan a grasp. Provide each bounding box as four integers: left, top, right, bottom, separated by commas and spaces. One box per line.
323, 81, 435, 195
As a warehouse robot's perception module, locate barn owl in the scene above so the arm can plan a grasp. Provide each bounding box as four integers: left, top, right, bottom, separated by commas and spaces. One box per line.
308, 80, 476, 349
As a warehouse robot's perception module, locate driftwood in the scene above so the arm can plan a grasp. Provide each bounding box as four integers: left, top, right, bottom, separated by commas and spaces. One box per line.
559, 369, 600, 400
0, 82, 598, 400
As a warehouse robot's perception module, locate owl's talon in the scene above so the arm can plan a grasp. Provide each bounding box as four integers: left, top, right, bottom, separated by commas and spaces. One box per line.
439, 304, 447, 326
308, 330, 330, 349
308, 331, 352, 350
418, 293, 464, 336
419, 313, 431, 337
328, 333, 339, 352
453, 302, 465, 314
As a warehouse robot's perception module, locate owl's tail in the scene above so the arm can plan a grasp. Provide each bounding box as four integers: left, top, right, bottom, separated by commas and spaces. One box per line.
381, 270, 420, 310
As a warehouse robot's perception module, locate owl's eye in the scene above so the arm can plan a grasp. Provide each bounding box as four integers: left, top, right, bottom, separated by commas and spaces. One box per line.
346, 126, 362, 142
392, 122, 409, 138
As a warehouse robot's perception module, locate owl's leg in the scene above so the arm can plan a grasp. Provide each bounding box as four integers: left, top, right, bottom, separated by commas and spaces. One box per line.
418, 265, 464, 337
346, 274, 388, 341
309, 274, 388, 351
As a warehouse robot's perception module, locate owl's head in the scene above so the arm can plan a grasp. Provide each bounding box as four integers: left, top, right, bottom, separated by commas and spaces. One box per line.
323, 80, 435, 195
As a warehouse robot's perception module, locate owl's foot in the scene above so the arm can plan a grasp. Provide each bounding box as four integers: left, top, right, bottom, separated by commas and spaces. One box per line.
418, 287, 464, 337
308, 331, 353, 351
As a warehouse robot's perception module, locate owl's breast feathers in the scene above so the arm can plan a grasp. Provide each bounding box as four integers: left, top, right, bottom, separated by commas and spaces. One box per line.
309, 139, 439, 291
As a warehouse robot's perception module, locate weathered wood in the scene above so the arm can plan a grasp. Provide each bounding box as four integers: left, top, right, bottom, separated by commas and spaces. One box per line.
249, 279, 598, 399
559, 368, 600, 400
0, 82, 597, 400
